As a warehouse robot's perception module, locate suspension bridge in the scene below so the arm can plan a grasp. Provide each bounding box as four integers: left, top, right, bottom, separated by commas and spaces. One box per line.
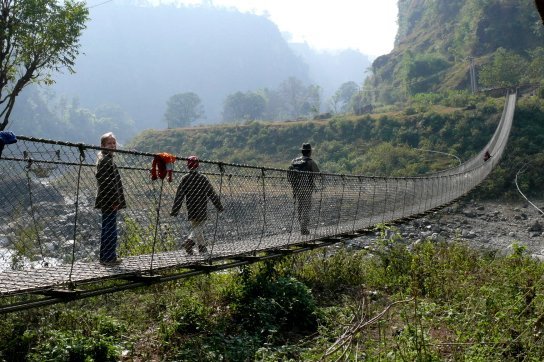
0, 93, 516, 313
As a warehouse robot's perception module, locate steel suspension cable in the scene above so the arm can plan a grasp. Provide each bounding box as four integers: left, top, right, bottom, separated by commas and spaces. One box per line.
515, 163, 544, 216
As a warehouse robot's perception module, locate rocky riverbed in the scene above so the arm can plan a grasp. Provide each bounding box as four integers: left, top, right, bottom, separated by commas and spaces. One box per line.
350, 198, 544, 260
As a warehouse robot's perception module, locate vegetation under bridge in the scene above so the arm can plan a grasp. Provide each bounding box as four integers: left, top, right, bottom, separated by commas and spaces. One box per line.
0, 93, 517, 313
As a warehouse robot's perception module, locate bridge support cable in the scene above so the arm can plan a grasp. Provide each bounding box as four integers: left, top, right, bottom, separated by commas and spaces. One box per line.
0, 93, 517, 310
515, 163, 544, 216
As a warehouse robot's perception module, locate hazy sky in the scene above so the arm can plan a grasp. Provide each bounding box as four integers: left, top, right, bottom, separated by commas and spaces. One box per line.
142, 0, 399, 57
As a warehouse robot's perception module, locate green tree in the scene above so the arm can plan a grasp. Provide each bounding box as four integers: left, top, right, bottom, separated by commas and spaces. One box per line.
260, 88, 282, 121
302, 84, 321, 117
524, 47, 544, 83
278, 77, 321, 119
164, 92, 204, 128
279, 77, 306, 119
94, 104, 135, 141
478, 47, 527, 88
329, 81, 359, 113
222, 91, 266, 122
404, 53, 450, 94
0, 0, 89, 130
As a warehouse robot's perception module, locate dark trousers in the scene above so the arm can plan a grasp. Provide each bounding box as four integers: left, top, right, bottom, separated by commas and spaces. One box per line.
296, 191, 313, 233
100, 211, 118, 262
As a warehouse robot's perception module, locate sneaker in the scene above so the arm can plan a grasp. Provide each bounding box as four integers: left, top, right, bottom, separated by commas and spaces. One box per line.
198, 245, 208, 254
184, 239, 195, 255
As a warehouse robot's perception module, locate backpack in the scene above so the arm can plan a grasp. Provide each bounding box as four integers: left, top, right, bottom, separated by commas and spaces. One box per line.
290, 156, 310, 172
0, 131, 17, 158
287, 157, 311, 188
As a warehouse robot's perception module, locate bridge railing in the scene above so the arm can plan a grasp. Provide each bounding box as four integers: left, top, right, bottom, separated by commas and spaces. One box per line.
0, 94, 516, 279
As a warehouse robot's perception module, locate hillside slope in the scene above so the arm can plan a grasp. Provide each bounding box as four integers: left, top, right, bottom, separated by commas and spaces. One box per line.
365, 0, 544, 104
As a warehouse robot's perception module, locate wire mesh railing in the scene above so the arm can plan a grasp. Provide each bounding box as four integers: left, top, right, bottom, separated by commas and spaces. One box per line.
0, 93, 516, 296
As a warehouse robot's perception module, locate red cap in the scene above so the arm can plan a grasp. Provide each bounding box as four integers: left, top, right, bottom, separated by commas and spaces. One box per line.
187, 155, 199, 170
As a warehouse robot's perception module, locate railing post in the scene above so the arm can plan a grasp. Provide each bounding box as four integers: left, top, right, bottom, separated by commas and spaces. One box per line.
382, 177, 388, 224
227, 174, 242, 241
402, 178, 408, 219
335, 175, 346, 235
392, 178, 399, 220
411, 177, 417, 216
369, 177, 377, 228
68, 145, 85, 284
430, 177, 436, 210
352, 176, 363, 232
254, 168, 267, 253
149, 178, 165, 274
24, 157, 45, 264
209, 163, 225, 261
287, 171, 297, 245
313, 173, 325, 238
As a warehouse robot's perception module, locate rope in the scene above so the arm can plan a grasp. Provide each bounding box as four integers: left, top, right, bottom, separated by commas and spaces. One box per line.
515, 163, 544, 216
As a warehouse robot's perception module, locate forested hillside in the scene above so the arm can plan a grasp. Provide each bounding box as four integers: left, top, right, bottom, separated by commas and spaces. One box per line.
363, 0, 544, 105
129, 92, 544, 198
126, 0, 544, 199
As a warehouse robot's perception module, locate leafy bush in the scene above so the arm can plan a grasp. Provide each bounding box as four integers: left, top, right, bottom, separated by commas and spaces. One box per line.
160, 296, 211, 339
0, 319, 37, 361
292, 248, 370, 299
28, 312, 124, 361
230, 263, 318, 340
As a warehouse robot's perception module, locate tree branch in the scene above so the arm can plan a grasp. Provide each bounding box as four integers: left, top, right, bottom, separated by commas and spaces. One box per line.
322, 297, 414, 360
